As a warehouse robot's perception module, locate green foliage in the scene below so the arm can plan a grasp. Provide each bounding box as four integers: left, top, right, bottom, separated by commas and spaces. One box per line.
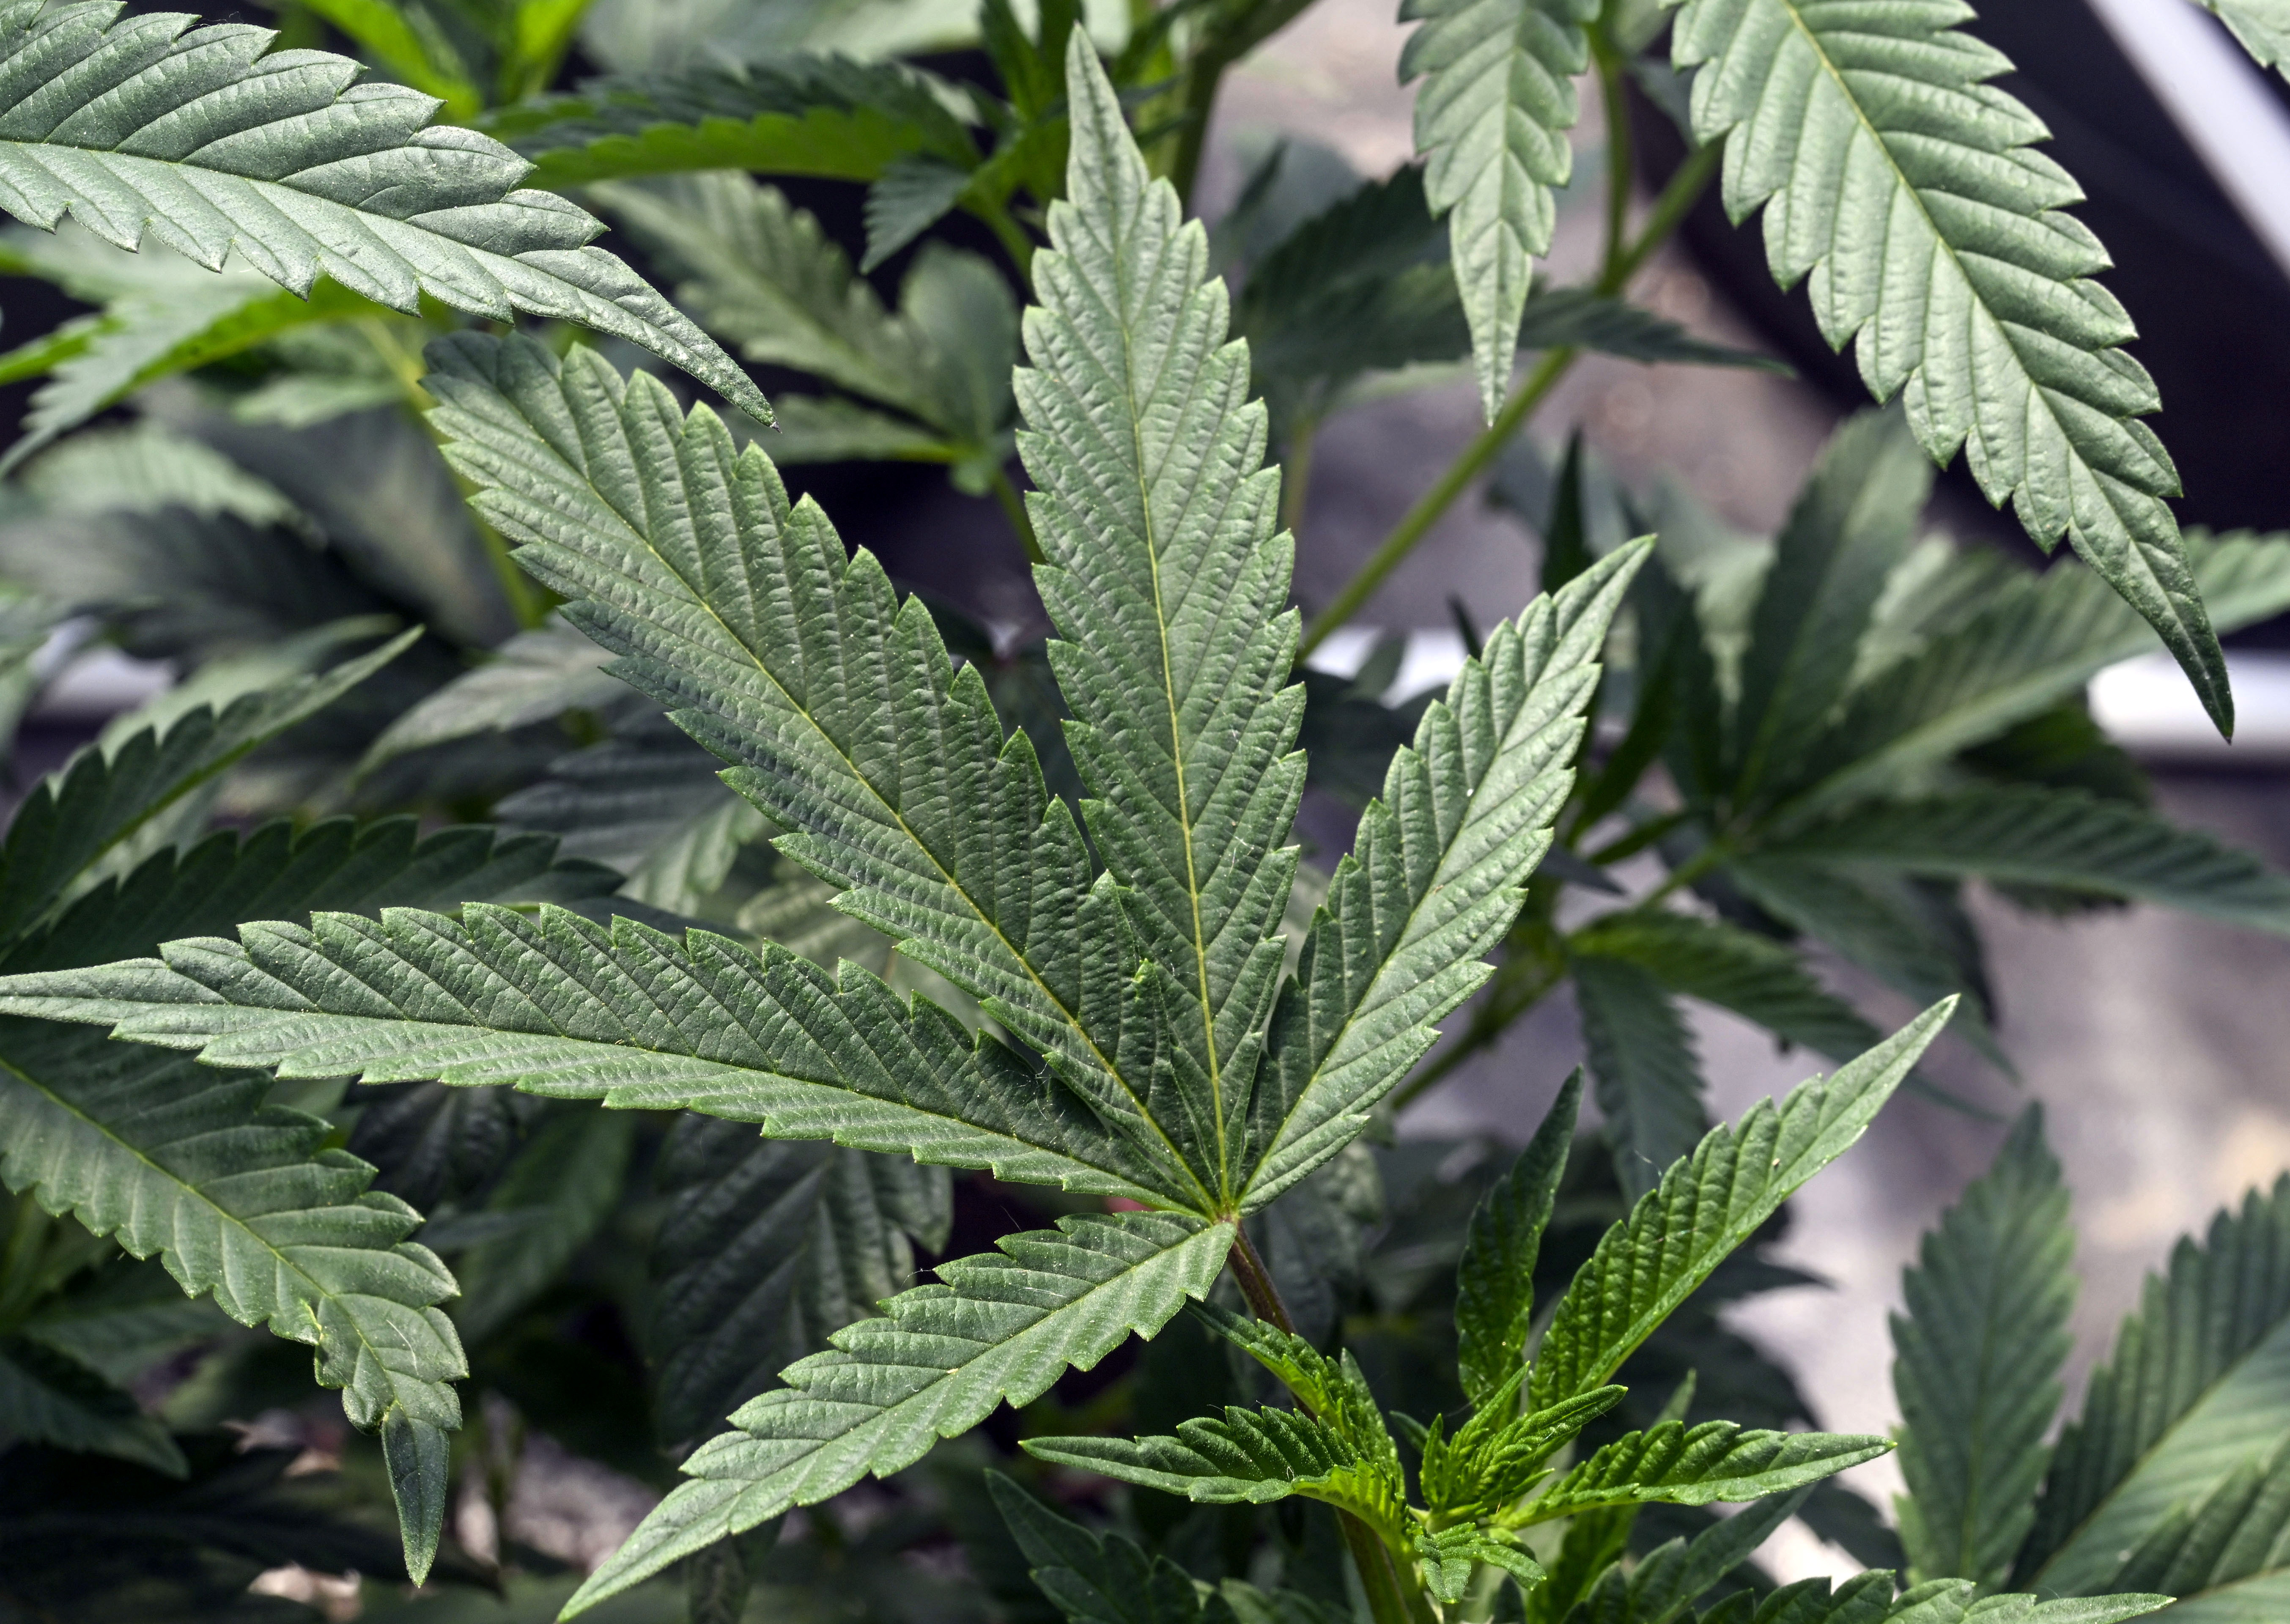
1664, 0, 2225, 728
1454, 1070, 1578, 1405
1530, 1001, 1949, 1410
0, 0, 768, 425
1892, 1108, 2076, 1588
1399, 0, 1594, 416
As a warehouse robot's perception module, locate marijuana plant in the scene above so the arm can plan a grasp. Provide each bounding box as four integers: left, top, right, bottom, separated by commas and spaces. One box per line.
0, 0, 2284, 1619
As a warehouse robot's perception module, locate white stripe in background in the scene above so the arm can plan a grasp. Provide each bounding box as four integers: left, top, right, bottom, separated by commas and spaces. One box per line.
1313, 630, 2290, 762
2084, 0, 2290, 282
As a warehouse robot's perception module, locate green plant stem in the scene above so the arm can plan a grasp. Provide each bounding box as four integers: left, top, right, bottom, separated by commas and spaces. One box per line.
1295, 134, 1723, 661
989, 465, 1046, 565
967, 195, 1037, 282
1281, 419, 1317, 539
1226, 1228, 1435, 1624
1167, 47, 1231, 206
1298, 347, 1573, 661
1592, 26, 1632, 292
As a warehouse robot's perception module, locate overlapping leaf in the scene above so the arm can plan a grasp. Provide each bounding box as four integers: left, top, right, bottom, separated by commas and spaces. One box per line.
1765, 788, 2290, 933
1528, 1000, 1952, 1411
570, 1211, 1235, 1606
0, 1, 768, 422
1892, 1108, 2075, 1587
485, 55, 977, 189
650, 1116, 949, 1443
2016, 1175, 2290, 1594
1454, 1071, 1579, 1406
1248, 542, 1646, 1205
0, 1023, 463, 1579
1571, 953, 1708, 1202
1665, 0, 2226, 726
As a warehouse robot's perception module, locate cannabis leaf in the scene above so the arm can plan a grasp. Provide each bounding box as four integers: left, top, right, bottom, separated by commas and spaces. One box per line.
1400, 0, 1596, 417
1570, 953, 1707, 1201
0, 0, 768, 423
571, 1211, 1236, 1606
485, 55, 978, 191
1893, 1107, 2076, 1588
0, 1025, 464, 1581
1764, 788, 2290, 932
1454, 1070, 1578, 1405
2200, 0, 2290, 79
1528, 999, 1952, 1411
1665, 0, 2227, 729
1509, 1419, 1892, 1523
650, 1118, 950, 1443
2015, 1174, 2290, 1595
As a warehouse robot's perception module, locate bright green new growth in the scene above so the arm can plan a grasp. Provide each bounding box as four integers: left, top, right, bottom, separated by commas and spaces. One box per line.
0, 0, 771, 425
1663, 0, 2228, 730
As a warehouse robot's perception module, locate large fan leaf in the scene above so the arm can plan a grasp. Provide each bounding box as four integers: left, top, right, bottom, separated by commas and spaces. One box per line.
1248, 542, 1646, 1206
1761, 787, 2290, 933
2015, 1175, 2290, 1594
485, 55, 977, 190
0, 1021, 463, 1579
2094, 1430, 2290, 1616
0, 903, 1187, 1204
1666, 0, 2227, 727
2201, 0, 2290, 80
1528, 1000, 1952, 1411
1399, 0, 1596, 417
0, 1, 768, 423
1016, 34, 1303, 1207
569, 1211, 1234, 1609
650, 1116, 949, 1443
1509, 1419, 1890, 1524
987, 1471, 1219, 1624
421, 331, 1183, 1196
1892, 1106, 2075, 1587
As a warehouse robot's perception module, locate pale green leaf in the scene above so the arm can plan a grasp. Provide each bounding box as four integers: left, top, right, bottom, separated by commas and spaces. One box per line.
1400, 0, 1598, 417
1666, 0, 2226, 725
2199, 0, 2290, 77
2096, 1430, 2290, 1610
570, 1211, 1234, 1609
1511, 286, 1783, 369
1528, 1001, 1953, 1410
1893, 1106, 2076, 1587
362, 618, 625, 770
0, 2, 768, 423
